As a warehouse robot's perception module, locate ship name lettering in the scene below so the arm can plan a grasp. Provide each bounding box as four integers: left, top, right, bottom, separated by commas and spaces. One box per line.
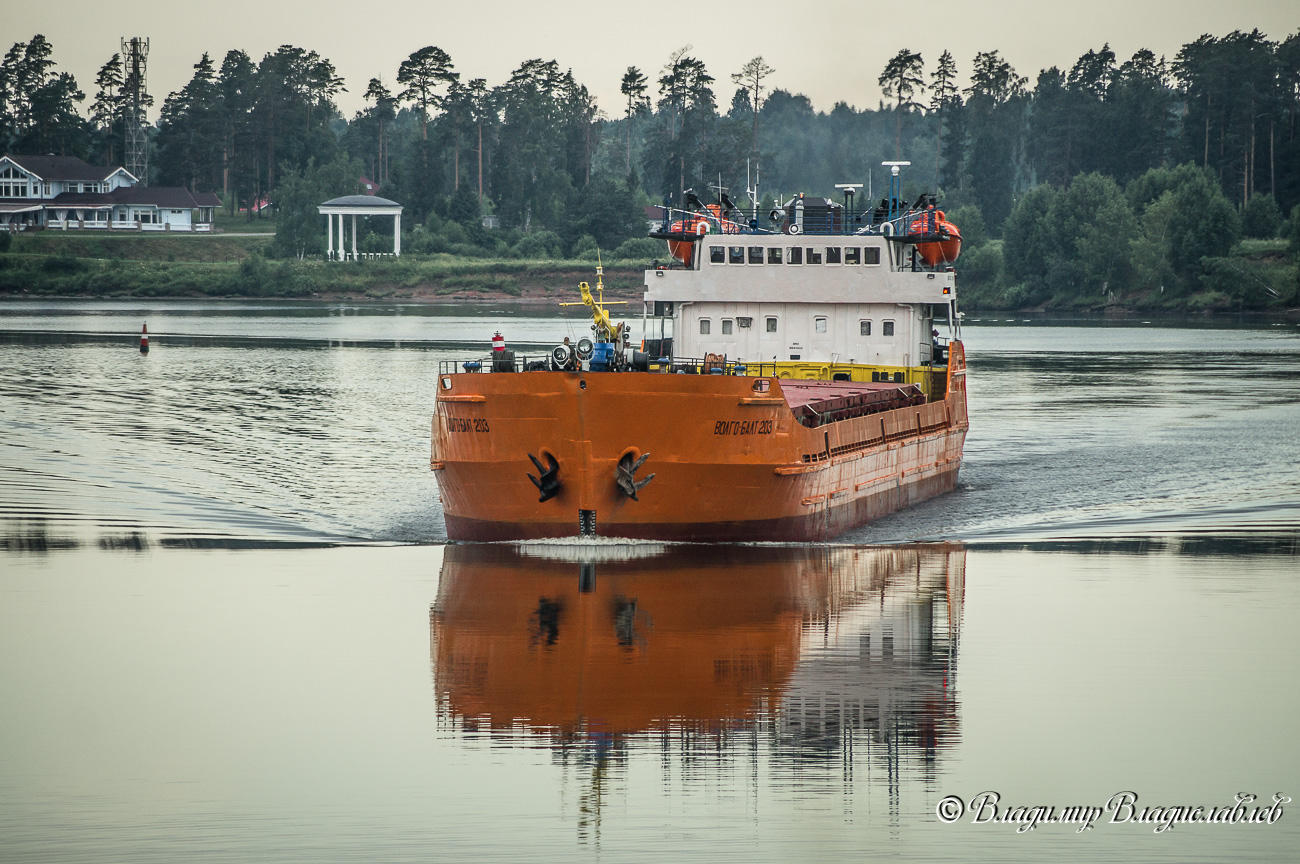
446, 417, 491, 433
714, 419, 774, 436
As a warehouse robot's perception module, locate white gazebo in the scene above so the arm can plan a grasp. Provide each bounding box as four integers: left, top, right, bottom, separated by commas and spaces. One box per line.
318, 195, 403, 260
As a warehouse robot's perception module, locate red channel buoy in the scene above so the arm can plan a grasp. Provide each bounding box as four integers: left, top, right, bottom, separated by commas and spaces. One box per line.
140, 323, 149, 354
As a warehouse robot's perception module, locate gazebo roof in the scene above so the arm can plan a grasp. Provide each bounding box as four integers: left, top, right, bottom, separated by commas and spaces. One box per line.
320, 195, 402, 208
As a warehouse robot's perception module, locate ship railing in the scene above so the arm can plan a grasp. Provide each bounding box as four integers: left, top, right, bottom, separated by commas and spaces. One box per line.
438, 356, 783, 377
439, 355, 546, 374
652, 357, 779, 377
652, 204, 952, 238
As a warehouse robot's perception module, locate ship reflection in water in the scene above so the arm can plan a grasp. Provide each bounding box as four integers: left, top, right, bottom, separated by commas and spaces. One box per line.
431, 543, 964, 838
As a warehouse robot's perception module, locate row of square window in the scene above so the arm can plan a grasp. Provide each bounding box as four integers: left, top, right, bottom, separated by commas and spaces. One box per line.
700, 317, 895, 336
710, 246, 882, 266
0, 182, 101, 197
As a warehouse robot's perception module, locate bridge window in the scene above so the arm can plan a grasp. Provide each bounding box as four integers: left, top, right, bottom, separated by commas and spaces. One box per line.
767, 247, 783, 264
844, 247, 861, 265
814, 317, 828, 333
806, 247, 823, 265
766, 317, 778, 333
699, 319, 711, 334
729, 246, 745, 264
748, 246, 764, 264
882, 321, 894, 336
860, 320, 871, 336
786, 247, 802, 265
863, 246, 881, 265
722, 319, 734, 335
825, 247, 842, 264
710, 246, 725, 264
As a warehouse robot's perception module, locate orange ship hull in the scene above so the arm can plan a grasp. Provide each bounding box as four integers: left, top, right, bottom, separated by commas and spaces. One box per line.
431, 343, 968, 542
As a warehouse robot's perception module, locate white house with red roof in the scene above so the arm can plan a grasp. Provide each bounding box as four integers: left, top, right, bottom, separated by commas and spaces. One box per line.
0, 155, 221, 232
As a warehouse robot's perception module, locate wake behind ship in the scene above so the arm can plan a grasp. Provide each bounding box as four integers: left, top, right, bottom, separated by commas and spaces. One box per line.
431, 164, 969, 542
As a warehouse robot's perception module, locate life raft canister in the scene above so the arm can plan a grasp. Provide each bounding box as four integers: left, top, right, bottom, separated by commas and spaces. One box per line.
908, 209, 962, 266
491, 331, 505, 352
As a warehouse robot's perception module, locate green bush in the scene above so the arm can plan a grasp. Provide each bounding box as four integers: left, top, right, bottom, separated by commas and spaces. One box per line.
957, 241, 1002, 291
947, 204, 987, 250
42, 252, 86, 274
1241, 193, 1282, 239
611, 237, 664, 260
570, 234, 600, 260
511, 230, 562, 259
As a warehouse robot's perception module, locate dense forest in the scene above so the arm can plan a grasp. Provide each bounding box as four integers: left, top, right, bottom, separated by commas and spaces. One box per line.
2, 30, 1299, 307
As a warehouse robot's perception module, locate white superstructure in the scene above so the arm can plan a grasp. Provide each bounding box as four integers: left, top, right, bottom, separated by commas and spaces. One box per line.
642, 233, 956, 369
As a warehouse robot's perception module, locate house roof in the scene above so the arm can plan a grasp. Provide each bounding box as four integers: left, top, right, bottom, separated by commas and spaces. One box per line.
5, 155, 119, 183
46, 192, 115, 207
112, 186, 205, 208
46, 187, 212, 209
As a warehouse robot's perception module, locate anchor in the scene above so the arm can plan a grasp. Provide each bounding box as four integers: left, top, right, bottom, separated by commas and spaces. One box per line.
526, 452, 561, 502
616, 452, 655, 501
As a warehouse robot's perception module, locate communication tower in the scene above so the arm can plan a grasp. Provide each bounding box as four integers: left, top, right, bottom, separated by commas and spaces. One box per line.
122, 37, 149, 184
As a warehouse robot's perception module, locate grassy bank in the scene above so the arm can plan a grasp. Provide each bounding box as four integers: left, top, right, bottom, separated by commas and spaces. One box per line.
0, 251, 648, 300
4, 231, 272, 263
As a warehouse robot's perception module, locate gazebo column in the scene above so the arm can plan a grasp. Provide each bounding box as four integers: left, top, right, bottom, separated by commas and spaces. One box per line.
351, 214, 358, 259
394, 213, 401, 256
326, 211, 334, 259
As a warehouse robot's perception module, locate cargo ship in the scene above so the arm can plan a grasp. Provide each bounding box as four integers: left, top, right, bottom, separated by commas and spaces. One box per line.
431, 163, 968, 541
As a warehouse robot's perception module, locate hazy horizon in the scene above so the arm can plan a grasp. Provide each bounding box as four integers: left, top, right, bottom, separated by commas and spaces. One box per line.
8, 1, 1300, 127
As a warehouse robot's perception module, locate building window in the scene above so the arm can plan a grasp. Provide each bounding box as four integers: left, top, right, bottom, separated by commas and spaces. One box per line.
43, 183, 51, 196
860, 320, 871, 336
767, 247, 782, 264
729, 246, 745, 264
883, 321, 895, 336
766, 317, 778, 333
748, 246, 764, 264
722, 319, 734, 335
699, 319, 711, 335
864, 246, 881, 265
845, 247, 861, 265
806, 247, 822, 265
710, 246, 725, 264
814, 317, 828, 333
787, 247, 802, 265
825, 247, 841, 264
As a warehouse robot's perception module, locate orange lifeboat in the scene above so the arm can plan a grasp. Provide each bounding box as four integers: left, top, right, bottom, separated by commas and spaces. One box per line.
665, 205, 743, 265
667, 216, 709, 265
908, 209, 962, 266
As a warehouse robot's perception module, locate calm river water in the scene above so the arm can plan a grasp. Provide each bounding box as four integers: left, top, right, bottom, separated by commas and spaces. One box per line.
2, 300, 1298, 863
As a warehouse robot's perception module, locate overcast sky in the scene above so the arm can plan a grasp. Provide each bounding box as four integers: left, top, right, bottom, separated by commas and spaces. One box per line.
10, 1, 1299, 121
